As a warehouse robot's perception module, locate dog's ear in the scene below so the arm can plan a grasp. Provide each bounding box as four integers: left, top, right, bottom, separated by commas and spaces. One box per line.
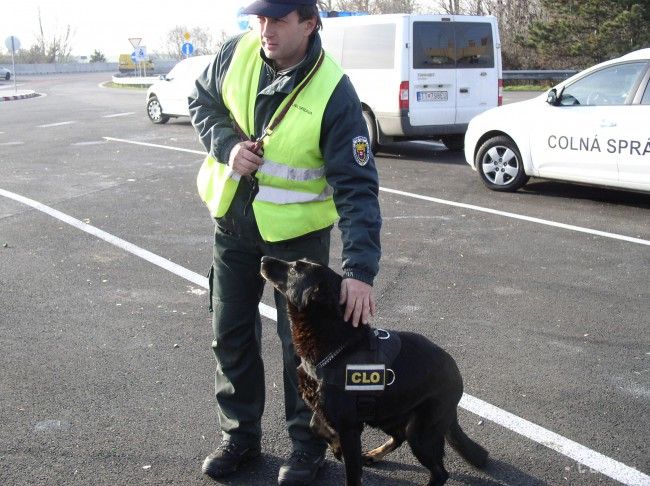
299, 284, 318, 310
286, 283, 319, 311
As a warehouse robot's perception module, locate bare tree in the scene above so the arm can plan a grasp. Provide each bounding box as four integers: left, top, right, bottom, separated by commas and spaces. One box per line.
32, 7, 75, 63
162, 26, 216, 59
374, 0, 419, 13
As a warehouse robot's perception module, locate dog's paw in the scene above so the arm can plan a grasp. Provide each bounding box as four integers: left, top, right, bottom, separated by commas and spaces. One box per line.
330, 446, 343, 462
361, 452, 378, 466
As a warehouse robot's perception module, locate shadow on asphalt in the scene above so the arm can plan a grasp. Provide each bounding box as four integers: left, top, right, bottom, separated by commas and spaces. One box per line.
199, 454, 547, 485
521, 180, 650, 209
376, 142, 466, 166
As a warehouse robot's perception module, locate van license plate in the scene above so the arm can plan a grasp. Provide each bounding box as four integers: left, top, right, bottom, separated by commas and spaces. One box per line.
417, 90, 448, 102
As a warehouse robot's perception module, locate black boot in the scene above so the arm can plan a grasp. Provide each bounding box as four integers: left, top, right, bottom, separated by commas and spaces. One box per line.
277, 450, 326, 485
202, 441, 261, 479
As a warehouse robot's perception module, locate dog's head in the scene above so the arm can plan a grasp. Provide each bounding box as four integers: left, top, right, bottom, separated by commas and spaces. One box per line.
260, 256, 342, 313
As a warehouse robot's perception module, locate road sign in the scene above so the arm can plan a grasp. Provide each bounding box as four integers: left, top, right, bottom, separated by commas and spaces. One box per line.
183, 32, 191, 41
133, 46, 147, 62
181, 42, 194, 56
5, 36, 21, 52
128, 37, 142, 48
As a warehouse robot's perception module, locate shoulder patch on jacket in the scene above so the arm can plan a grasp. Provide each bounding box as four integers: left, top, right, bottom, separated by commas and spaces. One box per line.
352, 136, 370, 166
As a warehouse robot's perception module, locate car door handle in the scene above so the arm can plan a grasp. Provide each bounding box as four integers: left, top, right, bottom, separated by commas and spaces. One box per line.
600, 119, 617, 127
460, 88, 469, 94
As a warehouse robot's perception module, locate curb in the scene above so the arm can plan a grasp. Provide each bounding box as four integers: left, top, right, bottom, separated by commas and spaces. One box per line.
0, 91, 40, 102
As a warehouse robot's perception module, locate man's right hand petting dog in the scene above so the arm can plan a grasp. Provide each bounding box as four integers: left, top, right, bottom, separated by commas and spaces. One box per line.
260, 256, 488, 486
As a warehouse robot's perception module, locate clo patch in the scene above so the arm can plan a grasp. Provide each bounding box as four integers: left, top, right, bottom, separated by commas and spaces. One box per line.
345, 364, 385, 391
352, 136, 370, 166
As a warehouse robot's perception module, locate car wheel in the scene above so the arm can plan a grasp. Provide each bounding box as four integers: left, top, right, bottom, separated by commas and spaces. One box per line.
146, 96, 169, 124
362, 109, 378, 154
4, 72, 10, 81
441, 134, 464, 151
475, 135, 529, 192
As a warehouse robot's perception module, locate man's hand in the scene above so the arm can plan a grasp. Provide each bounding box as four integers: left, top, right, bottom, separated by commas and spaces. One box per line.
228, 141, 264, 176
339, 278, 376, 327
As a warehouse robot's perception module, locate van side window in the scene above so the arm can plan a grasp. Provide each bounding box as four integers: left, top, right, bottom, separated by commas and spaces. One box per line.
413, 22, 455, 69
342, 24, 396, 69
455, 22, 494, 68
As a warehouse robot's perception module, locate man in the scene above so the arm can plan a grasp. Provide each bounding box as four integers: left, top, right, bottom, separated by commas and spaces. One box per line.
189, 0, 381, 484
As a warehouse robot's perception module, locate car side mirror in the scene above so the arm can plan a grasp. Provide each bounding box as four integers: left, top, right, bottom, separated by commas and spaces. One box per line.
159, 74, 166, 81
546, 88, 558, 105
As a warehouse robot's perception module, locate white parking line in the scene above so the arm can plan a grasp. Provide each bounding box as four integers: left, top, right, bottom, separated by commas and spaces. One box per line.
102, 112, 135, 118
379, 187, 650, 246
103, 137, 650, 247
0, 187, 647, 486
37, 121, 76, 128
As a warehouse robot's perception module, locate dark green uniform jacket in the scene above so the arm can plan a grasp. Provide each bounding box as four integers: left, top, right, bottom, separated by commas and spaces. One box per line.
189, 32, 381, 285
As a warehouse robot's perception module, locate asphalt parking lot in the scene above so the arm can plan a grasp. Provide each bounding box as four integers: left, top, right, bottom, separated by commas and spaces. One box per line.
0, 73, 648, 486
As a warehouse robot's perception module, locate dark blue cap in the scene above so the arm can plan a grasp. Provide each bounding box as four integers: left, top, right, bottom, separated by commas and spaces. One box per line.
242, 0, 316, 18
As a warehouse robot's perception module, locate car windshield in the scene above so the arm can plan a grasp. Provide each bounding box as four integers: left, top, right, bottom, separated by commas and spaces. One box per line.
560, 61, 647, 106
167, 57, 210, 80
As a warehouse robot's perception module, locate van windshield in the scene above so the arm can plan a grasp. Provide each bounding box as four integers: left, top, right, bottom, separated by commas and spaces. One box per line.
413, 21, 494, 69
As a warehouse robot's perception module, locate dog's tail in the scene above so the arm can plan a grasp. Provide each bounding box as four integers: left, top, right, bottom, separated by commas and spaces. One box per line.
445, 416, 488, 469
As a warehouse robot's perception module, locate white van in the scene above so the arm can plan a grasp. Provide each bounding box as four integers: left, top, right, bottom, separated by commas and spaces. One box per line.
320, 14, 503, 151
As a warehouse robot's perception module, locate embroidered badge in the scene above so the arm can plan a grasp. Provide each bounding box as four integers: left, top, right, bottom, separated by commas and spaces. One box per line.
352, 136, 370, 166
345, 364, 385, 391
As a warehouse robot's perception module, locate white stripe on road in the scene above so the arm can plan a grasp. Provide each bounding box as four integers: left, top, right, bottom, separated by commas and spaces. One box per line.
103, 138, 650, 247
37, 121, 76, 128
460, 395, 650, 485
379, 187, 650, 246
102, 112, 135, 118
0, 187, 646, 486
0, 141, 24, 146
103, 137, 205, 155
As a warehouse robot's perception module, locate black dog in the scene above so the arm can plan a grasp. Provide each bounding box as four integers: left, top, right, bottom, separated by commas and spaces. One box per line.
260, 256, 488, 486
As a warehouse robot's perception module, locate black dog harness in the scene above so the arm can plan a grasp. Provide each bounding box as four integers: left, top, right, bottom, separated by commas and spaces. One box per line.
313, 327, 401, 421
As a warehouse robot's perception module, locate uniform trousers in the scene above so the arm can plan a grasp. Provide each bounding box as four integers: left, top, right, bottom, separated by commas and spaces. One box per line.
209, 181, 329, 455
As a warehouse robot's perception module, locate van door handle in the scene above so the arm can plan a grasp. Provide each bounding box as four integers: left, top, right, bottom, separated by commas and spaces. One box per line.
460, 88, 469, 94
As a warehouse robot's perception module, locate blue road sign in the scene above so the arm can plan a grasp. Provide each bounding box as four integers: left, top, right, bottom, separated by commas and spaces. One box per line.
181, 42, 194, 56
131, 51, 137, 62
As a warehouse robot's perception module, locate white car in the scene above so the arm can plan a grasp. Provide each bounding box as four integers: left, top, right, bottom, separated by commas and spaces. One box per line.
0, 66, 12, 80
145, 55, 212, 124
464, 48, 650, 193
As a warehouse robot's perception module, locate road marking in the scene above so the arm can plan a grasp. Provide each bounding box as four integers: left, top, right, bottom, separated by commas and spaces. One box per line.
103, 138, 650, 247
37, 121, 76, 128
0, 141, 24, 146
0, 187, 647, 486
104, 137, 205, 155
72, 141, 107, 146
102, 112, 135, 118
380, 187, 650, 246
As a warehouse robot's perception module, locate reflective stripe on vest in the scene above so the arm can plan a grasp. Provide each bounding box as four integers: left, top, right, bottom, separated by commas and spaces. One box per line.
197, 31, 344, 241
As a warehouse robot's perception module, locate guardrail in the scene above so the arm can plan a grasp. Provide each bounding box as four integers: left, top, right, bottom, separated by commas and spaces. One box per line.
503, 70, 578, 81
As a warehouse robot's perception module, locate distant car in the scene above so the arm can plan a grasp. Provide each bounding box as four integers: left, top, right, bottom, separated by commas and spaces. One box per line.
0, 66, 12, 80
145, 55, 212, 124
464, 48, 650, 193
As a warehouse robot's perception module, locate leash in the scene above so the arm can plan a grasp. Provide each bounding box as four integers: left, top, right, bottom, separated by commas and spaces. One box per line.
231, 50, 326, 215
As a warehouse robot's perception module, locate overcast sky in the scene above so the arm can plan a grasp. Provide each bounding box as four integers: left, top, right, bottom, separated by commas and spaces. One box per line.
1, 1, 249, 61
2, 1, 440, 61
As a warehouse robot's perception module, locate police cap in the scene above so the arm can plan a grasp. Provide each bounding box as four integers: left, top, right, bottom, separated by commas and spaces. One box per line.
242, 0, 317, 18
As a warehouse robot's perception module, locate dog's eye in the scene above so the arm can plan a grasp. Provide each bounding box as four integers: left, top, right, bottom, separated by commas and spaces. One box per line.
289, 267, 297, 275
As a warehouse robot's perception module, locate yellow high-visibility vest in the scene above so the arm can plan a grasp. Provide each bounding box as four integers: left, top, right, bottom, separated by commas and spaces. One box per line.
197, 31, 343, 242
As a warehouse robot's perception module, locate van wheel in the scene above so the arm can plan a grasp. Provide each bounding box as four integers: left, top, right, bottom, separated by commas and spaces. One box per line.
362, 110, 378, 153
441, 135, 464, 151
147, 96, 169, 124
476, 136, 529, 192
